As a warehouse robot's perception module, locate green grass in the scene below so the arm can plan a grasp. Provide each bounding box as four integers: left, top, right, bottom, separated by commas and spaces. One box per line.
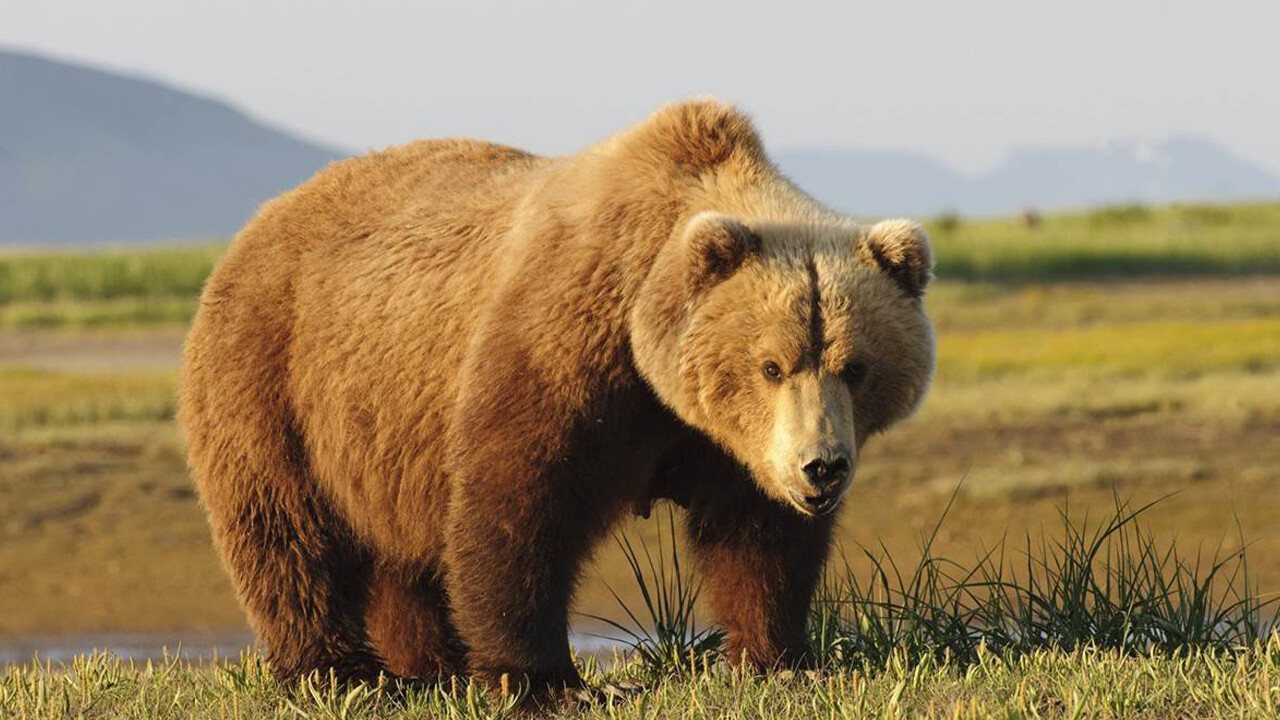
0, 298, 197, 329
0, 244, 218, 328
927, 201, 1280, 281
4, 643, 1280, 719
0, 245, 221, 305
809, 494, 1275, 669
584, 511, 724, 675
924, 277, 1280, 332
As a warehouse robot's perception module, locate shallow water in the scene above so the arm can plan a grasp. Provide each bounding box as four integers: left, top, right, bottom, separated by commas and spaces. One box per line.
0, 630, 626, 666
0, 631, 256, 666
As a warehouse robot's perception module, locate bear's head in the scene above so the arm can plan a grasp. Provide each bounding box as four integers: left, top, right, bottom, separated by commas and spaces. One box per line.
632, 212, 935, 517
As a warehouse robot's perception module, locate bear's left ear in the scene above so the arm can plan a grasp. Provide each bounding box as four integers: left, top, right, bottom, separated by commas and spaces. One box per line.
858, 219, 934, 298
682, 212, 762, 289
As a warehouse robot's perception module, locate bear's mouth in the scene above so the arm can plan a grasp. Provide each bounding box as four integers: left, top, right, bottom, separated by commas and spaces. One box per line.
787, 487, 845, 517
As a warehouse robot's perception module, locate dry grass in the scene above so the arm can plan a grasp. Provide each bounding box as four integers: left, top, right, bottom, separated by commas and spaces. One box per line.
936, 318, 1280, 381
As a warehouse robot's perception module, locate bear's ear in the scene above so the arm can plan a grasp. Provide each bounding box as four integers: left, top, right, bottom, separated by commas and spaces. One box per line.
682, 212, 762, 289
858, 219, 933, 298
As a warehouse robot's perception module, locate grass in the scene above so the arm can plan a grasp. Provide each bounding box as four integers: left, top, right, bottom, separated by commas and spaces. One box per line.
0, 298, 197, 328
0, 245, 220, 305
923, 277, 1280, 333
3, 644, 1280, 719
583, 511, 724, 675
0, 200, 1277, 327
927, 201, 1280, 281
936, 318, 1280, 381
603, 494, 1276, 678
811, 494, 1275, 668
0, 243, 219, 328
0, 367, 177, 432
916, 370, 1280, 424
2, 498, 1278, 719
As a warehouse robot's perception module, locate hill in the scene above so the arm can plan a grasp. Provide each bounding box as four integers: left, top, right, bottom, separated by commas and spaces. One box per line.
0, 49, 342, 245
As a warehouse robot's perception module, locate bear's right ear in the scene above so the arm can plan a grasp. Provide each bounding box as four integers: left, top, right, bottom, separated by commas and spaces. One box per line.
682, 212, 761, 289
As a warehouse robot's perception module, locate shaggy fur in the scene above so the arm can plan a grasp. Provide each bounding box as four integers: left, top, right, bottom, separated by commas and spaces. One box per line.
179, 99, 935, 697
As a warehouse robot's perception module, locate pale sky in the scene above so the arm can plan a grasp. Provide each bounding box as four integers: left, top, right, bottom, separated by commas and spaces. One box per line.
4, 0, 1279, 174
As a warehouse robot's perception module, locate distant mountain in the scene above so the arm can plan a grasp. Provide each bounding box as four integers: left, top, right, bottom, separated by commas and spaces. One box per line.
772, 148, 969, 219
4, 47, 1279, 244
776, 138, 1280, 218
0, 49, 343, 245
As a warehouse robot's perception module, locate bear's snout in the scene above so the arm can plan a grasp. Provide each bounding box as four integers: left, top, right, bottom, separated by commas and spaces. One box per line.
802, 454, 850, 491
788, 448, 853, 516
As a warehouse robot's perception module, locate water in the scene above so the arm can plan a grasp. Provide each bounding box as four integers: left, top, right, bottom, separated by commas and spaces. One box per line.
0, 631, 255, 665
0, 630, 626, 666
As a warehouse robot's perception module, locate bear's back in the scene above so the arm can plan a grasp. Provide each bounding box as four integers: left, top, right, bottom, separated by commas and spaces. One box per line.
186, 138, 548, 559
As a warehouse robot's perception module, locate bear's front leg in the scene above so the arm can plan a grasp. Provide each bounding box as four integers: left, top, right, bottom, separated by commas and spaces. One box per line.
443, 458, 605, 695
685, 463, 835, 670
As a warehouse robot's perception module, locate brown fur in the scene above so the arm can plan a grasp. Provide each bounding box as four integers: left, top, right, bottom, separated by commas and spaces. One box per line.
179, 99, 935, 696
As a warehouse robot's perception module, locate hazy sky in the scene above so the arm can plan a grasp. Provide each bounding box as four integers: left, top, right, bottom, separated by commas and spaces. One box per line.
5, 0, 1279, 174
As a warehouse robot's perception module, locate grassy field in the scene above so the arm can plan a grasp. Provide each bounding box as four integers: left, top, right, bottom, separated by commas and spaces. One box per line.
1, 200, 1279, 716
929, 201, 1280, 280
4, 639, 1279, 719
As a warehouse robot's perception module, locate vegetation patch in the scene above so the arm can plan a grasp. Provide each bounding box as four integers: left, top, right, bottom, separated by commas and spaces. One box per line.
0, 368, 177, 432
926, 201, 1280, 281
0, 246, 220, 304
3, 498, 1278, 719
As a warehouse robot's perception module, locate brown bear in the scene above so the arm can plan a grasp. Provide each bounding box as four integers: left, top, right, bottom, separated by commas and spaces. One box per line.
179, 99, 935, 696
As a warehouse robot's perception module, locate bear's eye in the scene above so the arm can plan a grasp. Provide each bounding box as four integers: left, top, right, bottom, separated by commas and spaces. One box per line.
762, 361, 784, 382
841, 361, 868, 387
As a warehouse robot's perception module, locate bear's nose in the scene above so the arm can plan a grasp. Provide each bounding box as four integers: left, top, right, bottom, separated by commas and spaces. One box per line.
801, 455, 851, 491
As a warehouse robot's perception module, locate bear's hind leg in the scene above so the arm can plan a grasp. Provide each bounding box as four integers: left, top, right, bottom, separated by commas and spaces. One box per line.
214, 480, 385, 686
193, 417, 387, 686
365, 563, 465, 679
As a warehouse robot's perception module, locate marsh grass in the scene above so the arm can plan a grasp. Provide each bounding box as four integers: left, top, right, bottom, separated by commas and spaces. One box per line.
935, 317, 1280, 381
810, 492, 1277, 672
1, 298, 196, 328
599, 493, 1277, 679
582, 510, 724, 677
0, 244, 218, 328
